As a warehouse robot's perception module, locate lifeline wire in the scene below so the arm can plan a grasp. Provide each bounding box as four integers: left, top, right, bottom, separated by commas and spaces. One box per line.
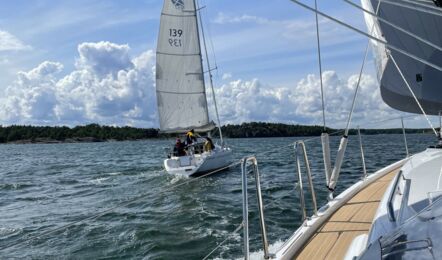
314, 0, 327, 131
390, 54, 438, 136
288, 0, 442, 71
201, 222, 244, 260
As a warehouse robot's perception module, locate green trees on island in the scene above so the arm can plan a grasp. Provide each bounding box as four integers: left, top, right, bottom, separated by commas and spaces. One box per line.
0, 122, 432, 143
0, 124, 159, 143
220, 122, 327, 138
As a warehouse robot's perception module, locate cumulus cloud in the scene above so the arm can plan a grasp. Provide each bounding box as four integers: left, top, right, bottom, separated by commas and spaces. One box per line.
222, 73, 232, 80
0, 40, 405, 129
0, 41, 156, 126
213, 12, 271, 25
208, 71, 399, 128
0, 30, 32, 51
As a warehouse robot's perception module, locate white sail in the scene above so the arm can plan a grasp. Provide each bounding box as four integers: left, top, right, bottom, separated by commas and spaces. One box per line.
362, 0, 442, 115
156, 0, 215, 133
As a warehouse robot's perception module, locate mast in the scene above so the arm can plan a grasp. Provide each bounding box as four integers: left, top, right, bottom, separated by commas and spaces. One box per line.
193, 0, 211, 132
195, 0, 224, 145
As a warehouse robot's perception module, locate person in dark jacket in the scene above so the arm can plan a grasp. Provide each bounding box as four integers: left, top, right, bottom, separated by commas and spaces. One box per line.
173, 138, 186, 156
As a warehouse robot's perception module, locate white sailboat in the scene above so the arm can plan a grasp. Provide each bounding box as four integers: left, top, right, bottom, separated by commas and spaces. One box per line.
156, 0, 232, 177
235, 0, 442, 259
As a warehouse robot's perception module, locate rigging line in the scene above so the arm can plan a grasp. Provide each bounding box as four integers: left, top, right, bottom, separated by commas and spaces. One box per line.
288, 0, 442, 72
200, 0, 219, 73
314, 0, 326, 131
201, 222, 244, 260
196, 0, 224, 144
298, 114, 420, 144
0, 160, 243, 252
396, 0, 442, 13
344, 0, 382, 135
344, 0, 442, 52
390, 54, 438, 136
361, 114, 418, 127
380, 0, 442, 16
300, 129, 345, 143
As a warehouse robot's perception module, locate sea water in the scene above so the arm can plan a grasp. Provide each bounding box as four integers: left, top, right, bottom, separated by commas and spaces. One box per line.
0, 134, 435, 259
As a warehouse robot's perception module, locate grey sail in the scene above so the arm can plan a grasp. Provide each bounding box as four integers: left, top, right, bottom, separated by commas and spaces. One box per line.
362, 0, 442, 115
156, 0, 215, 133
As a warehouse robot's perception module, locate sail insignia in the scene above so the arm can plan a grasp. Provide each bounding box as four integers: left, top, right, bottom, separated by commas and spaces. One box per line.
171, 0, 185, 10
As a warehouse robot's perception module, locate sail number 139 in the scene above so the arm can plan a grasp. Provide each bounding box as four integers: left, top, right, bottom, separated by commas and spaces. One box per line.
168, 28, 183, 47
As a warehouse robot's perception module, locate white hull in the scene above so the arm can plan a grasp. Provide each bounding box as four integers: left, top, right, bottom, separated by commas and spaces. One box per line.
164, 145, 232, 177
273, 158, 407, 259
272, 147, 442, 259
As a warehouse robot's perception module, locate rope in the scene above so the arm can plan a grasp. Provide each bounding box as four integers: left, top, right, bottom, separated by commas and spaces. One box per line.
343, 0, 381, 136
390, 54, 439, 136
314, 0, 327, 131
344, 0, 442, 52
0, 160, 243, 251
288, 0, 442, 72
201, 222, 244, 260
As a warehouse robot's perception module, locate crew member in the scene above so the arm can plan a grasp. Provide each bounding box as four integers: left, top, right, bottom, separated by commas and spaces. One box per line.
173, 138, 186, 156
204, 137, 215, 152
186, 129, 197, 145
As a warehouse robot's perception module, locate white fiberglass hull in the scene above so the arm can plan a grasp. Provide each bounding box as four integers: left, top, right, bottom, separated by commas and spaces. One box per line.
273, 147, 442, 259
163, 145, 232, 177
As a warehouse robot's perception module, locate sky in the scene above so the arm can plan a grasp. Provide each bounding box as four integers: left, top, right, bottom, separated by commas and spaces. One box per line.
0, 0, 438, 129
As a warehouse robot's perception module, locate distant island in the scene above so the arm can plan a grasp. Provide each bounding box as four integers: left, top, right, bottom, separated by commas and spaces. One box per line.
0, 122, 433, 144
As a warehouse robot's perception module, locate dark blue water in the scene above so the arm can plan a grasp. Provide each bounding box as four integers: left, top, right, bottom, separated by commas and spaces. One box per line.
0, 134, 436, 259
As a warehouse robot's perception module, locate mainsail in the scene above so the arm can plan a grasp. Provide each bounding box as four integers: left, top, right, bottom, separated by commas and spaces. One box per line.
362, 0, 442, 115
156, 0, 215, 133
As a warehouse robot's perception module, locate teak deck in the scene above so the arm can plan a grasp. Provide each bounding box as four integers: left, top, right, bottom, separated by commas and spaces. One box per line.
295, 169, 400, 260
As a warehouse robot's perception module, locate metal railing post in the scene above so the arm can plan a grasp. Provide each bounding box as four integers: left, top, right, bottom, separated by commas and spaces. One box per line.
401, 117, 409, 157
295, 144, 307, 221
294, 141, 318, 222
357, 126, 367, 179
241, 156, 271, 259
439, 111, 442, 139
252, 160, 270, 259
241, 159, 249, 260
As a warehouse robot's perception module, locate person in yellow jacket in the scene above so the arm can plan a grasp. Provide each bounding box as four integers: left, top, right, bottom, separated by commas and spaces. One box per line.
204, 137, 215, 152
185, 129, 197, 145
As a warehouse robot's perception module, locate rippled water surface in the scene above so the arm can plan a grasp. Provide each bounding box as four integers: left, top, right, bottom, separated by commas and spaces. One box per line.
0, 134, 436, 259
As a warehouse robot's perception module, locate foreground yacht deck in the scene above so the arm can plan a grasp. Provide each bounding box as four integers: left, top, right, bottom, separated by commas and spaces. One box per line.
295, 168, 400, 259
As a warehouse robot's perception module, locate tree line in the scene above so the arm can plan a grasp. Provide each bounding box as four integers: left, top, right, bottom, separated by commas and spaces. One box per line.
0, 124, 159, 143
219, 122, 431, 138
0, 122, 433, 143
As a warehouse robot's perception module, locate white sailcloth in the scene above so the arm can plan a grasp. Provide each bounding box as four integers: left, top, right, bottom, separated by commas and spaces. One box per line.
156, 0, 215, 133
362, 0, 442, 115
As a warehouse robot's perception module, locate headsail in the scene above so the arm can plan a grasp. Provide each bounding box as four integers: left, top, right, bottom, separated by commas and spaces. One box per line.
156, 0, 215, 133
362, 0, 442, 115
